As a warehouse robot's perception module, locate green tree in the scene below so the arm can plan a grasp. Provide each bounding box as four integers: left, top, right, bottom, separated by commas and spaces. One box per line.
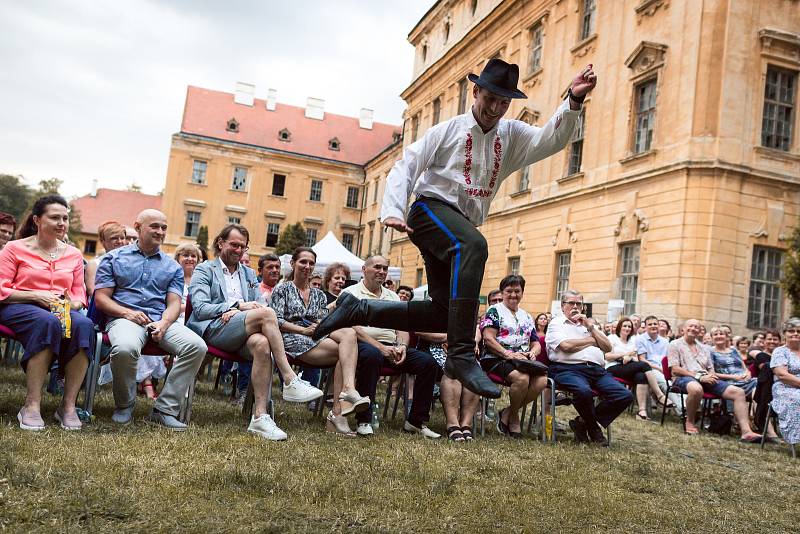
782, 219, 800, 317
275, 222, 307, 255
68, 202, 83, 244
37, 177, 63, 195
126, 182, 142, 192
0, 174, 34, 220
196, 225, 209, 258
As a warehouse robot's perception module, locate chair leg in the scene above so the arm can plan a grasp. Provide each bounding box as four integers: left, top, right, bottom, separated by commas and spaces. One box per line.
527, 398, 536, 434
242, 381, 255, 423
391, 374, 405, 420
383, 377, 393, 420
761, 404, 773, 449
480, 397, 487, 437
315, 369, 332, 417
213, 361, 223, 390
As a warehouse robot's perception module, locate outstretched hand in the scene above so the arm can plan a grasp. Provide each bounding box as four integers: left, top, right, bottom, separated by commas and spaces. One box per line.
382, 217, 413, 234
571, 64, 597, 98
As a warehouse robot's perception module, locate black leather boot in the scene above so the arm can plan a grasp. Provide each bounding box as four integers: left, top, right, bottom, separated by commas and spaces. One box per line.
312, 293, 448, 340
443, 298, 501, 398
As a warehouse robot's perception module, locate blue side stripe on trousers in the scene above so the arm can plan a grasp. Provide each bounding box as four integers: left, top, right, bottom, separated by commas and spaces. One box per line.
417, 202, 461, 299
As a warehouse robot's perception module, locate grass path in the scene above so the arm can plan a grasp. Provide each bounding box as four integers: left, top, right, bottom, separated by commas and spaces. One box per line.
1, 366, 798, 533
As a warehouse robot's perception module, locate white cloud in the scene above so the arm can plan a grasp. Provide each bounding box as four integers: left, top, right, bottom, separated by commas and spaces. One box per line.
0, 0, 431, 197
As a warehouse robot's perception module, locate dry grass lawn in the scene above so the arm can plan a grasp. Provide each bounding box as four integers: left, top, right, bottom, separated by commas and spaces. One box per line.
1, 364, 799, 533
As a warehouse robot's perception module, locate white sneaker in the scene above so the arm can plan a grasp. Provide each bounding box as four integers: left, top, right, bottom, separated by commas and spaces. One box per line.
356, 422, 374, 436
248, 414, 287, 441
282, 376, 323, 403
403, 421, 441, 439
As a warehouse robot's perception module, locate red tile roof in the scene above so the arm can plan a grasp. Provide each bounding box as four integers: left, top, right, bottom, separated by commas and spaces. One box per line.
71, 188, 162, 235
180, 86, 402, 166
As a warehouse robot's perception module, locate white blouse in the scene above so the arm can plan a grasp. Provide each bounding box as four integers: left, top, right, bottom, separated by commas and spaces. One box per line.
381, 99, 581, 227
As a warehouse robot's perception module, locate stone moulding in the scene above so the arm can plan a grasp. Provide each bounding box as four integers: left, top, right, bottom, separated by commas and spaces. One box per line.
759, 28, 800, 64
635, 0, 669, 23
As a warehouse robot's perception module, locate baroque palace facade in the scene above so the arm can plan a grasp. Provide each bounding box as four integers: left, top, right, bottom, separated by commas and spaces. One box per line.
380, 0, 800, 333
161, 84, 401, 260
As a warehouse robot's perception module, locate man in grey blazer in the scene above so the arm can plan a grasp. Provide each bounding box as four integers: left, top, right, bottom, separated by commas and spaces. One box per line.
187, 224, 322, 440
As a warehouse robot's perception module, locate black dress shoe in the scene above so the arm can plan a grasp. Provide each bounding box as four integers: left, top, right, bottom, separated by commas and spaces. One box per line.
444, 357, 501, 398
569, 418, 589, 443
312, 293, 364, 340
587, 424, 609, 447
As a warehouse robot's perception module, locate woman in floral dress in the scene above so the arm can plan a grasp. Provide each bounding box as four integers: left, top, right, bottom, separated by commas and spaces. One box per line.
771, 318, 800, 445
269, 247, 368, 436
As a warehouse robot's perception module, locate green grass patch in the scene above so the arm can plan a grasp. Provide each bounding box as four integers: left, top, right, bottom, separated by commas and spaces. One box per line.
1, 365, 798, 532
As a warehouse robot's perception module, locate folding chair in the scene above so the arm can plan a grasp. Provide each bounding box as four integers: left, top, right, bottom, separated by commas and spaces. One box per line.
184, 295, 263, 422
84, 295, 175, 418
613, 376, 637, 415
0, 324, 21, 365
760, 402, 797, 458
381, 366, 408, 421
478, 372, 553, 441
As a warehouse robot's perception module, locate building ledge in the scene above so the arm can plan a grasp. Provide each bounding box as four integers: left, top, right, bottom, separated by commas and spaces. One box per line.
620, 149, 657, 166
225, 205, 247, 214
264, 211, 286, 219
183, 199, 206, 208
570, 34, 598, 57
509, 189, 530, 199
754, 145, 800, 164
558, 172, 584, 184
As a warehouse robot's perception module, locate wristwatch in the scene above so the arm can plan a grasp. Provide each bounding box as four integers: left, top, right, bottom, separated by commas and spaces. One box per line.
694, 372, 703, 381
232, 301, 240, 310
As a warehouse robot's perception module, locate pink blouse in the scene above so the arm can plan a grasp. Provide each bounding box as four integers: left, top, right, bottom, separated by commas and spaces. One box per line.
0, 239, 87, 306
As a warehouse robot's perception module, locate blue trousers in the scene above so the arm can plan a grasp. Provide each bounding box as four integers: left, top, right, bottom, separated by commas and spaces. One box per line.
355, 341, 438, 427
549, 362, 633, 429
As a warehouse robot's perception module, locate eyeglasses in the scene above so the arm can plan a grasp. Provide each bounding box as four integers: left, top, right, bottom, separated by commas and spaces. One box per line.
226, 242, 249, 251
562, 301, 583, 307
785, 329, 800, 334
489, 298, 503, 304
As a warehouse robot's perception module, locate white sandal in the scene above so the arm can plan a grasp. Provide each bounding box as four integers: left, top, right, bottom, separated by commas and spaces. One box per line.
326, 411, 355, 437
339, 390, 370, 416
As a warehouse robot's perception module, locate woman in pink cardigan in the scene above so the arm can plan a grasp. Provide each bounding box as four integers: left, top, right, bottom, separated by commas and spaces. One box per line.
0, 195, 94, 431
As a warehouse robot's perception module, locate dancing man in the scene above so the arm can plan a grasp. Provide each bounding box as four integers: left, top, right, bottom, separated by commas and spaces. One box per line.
314, 58, 597, 397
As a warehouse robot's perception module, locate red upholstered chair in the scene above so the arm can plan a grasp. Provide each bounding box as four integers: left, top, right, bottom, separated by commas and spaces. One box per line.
612, 376, 637, 415
658, 355, 724, 432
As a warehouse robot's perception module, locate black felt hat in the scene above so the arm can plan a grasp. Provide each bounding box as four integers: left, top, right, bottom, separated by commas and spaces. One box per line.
468, 58, 527, 99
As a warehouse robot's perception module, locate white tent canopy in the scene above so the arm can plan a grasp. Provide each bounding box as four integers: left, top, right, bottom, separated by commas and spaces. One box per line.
279, 231, 401, 282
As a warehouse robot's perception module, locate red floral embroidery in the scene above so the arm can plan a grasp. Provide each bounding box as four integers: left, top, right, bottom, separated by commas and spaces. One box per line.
463, 133, 473, 185
489, 135, 502, 189
465, 187, 492, 197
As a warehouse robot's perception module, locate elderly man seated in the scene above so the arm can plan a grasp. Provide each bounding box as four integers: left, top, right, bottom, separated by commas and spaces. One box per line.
95, 209, 207, 430
344, 255, 440, 438
545, 290, 633, 446
667, 318, 761, 441
187, 224, 322, 440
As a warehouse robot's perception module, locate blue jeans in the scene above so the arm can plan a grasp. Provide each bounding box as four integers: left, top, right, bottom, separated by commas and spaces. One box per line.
549, 362, 633, 429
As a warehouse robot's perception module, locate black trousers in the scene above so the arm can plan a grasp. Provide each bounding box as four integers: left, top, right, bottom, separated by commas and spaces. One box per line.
607, 361, 652, 384
354, 341, 438, 427
405, 196, 488, 326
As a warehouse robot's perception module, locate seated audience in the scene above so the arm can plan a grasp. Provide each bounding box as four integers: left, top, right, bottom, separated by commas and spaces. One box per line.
0, 195, 93, 431
96, 222, 167, 399
396, 285, 414, 302
770, 318, 800, 446
257, 253, 282, 304
310, 273, 323, 290
479, 275, 548, 438
322, 262, 350, 306
734, 336, 752, 365
637, 315, 683, 413
239, 251, 251, 268
545, 290, 633, 446
709, 326, 756, 397
95, 209, 207, 430
344, 255, 440, 438
658, 319, 672, 340
754, 330, 780, 434
270, 247, 368, 436
383, 278, 395, 292
0, 211, 17, 250
605, 316, 673, 421
187, 225, 322, 440
85, 221, 128, 297
175, 243, 202, 320
667, 319, 761, 441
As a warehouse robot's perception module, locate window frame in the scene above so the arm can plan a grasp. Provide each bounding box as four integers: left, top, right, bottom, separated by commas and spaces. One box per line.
458, 78, 468, 115
83, 239, 97, 255
309, 179, 323, 202
580, 0, 596, 41
306, 228, 318, 247
272, 173, 286, 197
508, 256, 520, 275
432, 97, 441, 125
346, 186, 360, 209
567, 110, 585, 175
185, 211, 201, 238
529, 22, 544, 73
231, 165, 248, 192
265, 223, 280, 247
191, 160, 207, 185
618, 242, 640, 316
227, 216, 241, 225
761, 65, 796, 152
554, 251, 571, 300
341, 233, 355, 252
632, 78, 657, 155
747, 246, 785, 329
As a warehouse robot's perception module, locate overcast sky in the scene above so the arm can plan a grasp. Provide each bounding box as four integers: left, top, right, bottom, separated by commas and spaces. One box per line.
0, 0, 432, 198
